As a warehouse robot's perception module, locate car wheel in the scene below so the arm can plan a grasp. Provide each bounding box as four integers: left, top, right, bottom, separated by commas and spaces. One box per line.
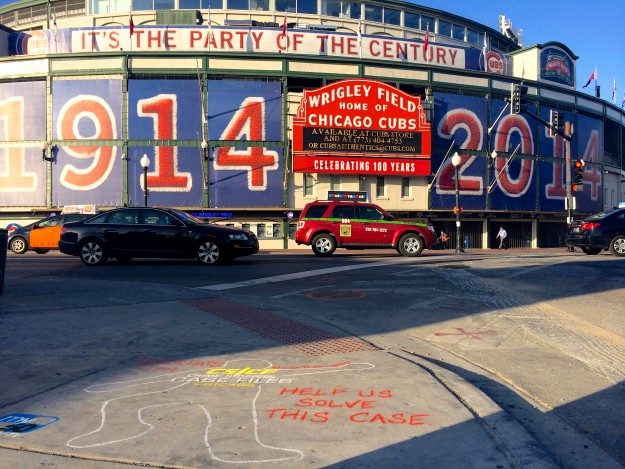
197, 239, 222, 264
398, 233, 425, 257
79, 240, 108, 266
311, 233, 336, 256
581, 247, 602, 255
9, 237, 28, 254
609, 235, 625, 257
33, 248, 50, 254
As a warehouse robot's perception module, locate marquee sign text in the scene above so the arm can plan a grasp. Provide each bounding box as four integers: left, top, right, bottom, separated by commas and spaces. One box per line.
292, 79, 431, 176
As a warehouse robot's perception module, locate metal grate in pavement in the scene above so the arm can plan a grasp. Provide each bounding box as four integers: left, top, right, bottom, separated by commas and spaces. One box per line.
184, 297, 378, 356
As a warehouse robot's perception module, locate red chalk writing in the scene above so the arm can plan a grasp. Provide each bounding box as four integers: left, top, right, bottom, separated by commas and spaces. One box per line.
268, 387, 429, 426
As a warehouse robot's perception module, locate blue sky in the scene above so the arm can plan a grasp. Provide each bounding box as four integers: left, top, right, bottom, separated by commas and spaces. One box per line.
413, 0, 625, 106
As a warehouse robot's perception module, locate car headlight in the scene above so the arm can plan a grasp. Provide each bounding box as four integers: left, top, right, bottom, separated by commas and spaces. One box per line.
228, 233, 249, 241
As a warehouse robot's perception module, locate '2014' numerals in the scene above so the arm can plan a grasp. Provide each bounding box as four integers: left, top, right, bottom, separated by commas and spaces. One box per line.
436, 109, 600, 200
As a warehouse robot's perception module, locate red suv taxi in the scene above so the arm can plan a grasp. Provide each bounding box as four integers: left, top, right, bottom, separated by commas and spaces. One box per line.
295, 200, 437, 257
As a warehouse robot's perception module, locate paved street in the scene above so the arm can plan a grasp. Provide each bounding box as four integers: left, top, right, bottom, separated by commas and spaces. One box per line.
0, 248, 623, 468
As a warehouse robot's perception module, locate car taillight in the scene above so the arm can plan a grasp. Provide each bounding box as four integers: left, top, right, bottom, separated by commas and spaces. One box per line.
61, 226, 67, 235
581, 222, 600, 231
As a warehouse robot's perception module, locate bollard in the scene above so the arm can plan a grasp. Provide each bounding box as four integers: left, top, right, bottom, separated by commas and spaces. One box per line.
0, 228, 7, 294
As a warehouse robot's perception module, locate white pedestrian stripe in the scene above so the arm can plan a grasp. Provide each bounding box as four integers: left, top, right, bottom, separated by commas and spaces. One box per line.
197, 259, 414, 290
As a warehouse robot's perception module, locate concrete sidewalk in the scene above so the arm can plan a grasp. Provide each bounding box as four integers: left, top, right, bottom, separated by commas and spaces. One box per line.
0, 249, 604, 468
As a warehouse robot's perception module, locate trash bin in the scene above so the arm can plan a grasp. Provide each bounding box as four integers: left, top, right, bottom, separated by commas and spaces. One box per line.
0, 228, 7, 294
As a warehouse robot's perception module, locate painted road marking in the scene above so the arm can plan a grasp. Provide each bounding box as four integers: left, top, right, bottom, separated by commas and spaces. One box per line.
503, 258, 571, 280
197, 259, 413, 291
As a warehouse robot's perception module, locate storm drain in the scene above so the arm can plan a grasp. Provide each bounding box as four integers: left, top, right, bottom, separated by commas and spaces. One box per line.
184, 297, 378, 356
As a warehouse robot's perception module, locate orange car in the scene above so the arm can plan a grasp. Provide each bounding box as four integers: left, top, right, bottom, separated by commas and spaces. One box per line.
8, 214, 91, 254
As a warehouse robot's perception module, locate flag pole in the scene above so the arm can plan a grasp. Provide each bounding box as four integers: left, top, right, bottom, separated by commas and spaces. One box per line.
424, 23, 429, 64
207, 5, 213, 52
357, 18, 362, 59
129, 3, 134, 51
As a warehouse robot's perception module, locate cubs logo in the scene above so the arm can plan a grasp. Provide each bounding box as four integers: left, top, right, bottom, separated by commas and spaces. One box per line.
21, 30, 49, 55
485, 51, 505, 75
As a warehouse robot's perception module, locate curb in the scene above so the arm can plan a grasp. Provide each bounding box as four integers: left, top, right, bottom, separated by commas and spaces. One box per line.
388, 350, 559, 469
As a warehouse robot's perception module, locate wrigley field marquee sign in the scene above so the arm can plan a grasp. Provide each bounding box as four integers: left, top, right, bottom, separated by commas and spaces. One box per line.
292, 79, 431, 176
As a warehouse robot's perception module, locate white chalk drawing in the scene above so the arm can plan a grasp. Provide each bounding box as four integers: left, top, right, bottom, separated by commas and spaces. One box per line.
66, 359, 374, 464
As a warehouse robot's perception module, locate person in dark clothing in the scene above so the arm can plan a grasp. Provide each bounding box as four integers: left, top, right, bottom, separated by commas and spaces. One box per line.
439, 230, 450, 250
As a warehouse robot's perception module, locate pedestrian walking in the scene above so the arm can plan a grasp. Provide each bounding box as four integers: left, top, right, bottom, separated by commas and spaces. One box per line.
439, 230, 450, 250
496, 226, 508, 250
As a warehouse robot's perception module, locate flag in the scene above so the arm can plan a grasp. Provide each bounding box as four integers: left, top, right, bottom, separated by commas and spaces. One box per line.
424, 24, 429, 62
129, 11, 134, 36
583, 68, 596, 88
281, 11, 288, 53
482, 32, 488, 70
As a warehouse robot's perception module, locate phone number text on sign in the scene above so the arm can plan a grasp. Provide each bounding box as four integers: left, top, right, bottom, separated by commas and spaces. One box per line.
303, 128, 422, 155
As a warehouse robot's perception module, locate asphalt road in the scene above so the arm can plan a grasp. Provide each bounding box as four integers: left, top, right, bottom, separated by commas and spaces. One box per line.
1, 248, 624, 468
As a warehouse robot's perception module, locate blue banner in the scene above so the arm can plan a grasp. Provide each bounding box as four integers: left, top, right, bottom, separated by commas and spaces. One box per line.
128, 79, 203, 207
575, 113, 603, 213
431, 93, 488, 210
208, 80, 283, 207
52, 80, 123, 207
489, 98, 538, 211
0, 81, 47, 206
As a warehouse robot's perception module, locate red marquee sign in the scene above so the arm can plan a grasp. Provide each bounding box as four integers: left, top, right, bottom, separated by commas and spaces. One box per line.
292, 79, 431, 176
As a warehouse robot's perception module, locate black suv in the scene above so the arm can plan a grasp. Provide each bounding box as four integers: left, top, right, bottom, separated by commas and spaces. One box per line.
565, 208, 625, 256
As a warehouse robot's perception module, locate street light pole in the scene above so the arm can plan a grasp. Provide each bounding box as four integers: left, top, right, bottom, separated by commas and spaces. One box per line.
451, 152, 464, 253
140, 154, 150, 207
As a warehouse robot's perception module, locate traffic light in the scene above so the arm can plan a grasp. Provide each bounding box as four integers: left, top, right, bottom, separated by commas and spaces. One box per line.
550, 110, 565, 136
573, 159, 584, 189
511, 84, 528, 114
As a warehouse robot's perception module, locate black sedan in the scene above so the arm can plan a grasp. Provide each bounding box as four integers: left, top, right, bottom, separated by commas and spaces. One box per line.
59, 207, 259, 266
565, 208, 625, 257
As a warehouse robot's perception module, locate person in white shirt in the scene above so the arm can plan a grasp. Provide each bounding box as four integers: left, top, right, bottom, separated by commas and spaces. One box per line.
496, 226, 508, 250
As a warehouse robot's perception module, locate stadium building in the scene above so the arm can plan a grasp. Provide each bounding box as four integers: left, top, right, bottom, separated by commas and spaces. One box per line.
1, 0, 623, 249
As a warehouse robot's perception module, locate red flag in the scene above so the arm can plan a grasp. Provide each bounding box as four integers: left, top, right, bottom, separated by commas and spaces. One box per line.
583, 68, 596, 88
424, 24, 429, 62
129, 11, 135, 36
281, 12, 288, 53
